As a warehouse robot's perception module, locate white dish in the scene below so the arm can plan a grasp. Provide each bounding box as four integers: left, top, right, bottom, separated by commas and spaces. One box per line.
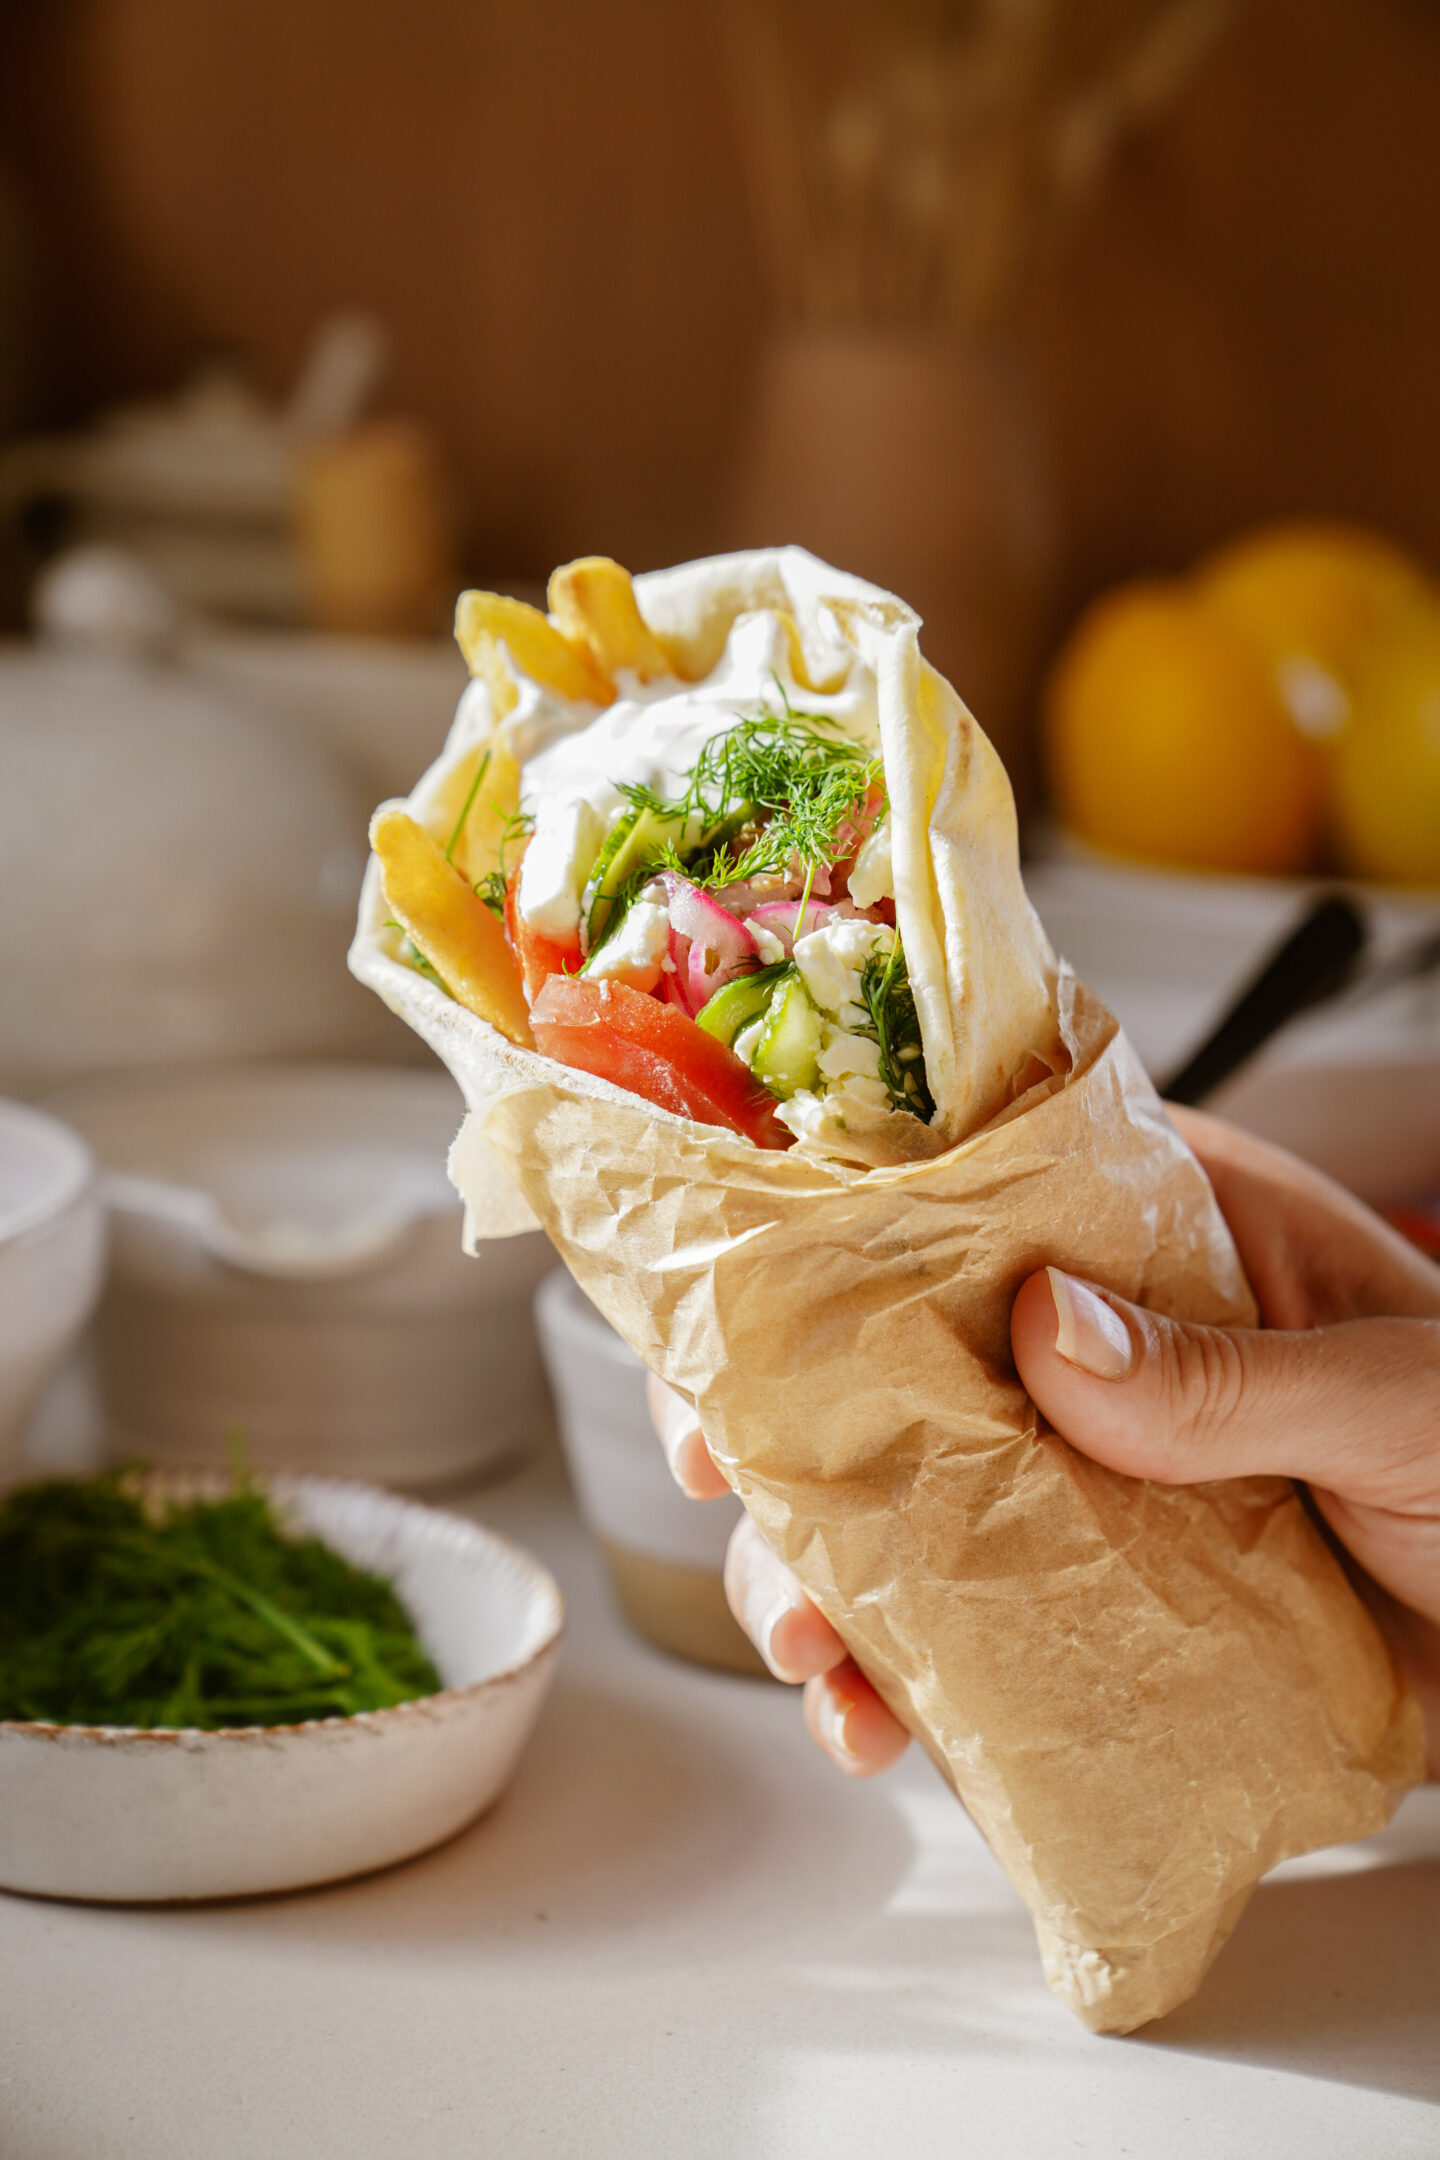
0, 1472, 564, 1902
0, 1100, 106, 1482
46, 1063, 554, 1488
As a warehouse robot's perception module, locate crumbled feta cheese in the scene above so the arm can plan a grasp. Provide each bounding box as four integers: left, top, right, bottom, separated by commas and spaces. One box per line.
776, 1073, 890, 1143
846, 819, 892, 910
584, 898, 671, 993
732, 1015, 766, 1068
518, 796, 605, 942
792, 919, 893, 1020
815, 1027, 883, 1084
749, 922, 788, 966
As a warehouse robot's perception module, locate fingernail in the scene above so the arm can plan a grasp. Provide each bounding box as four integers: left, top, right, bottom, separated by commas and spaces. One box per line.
748, 1588, 799, 1678
1046, 1267, 1133, 1380
813, 1682, 859, 1767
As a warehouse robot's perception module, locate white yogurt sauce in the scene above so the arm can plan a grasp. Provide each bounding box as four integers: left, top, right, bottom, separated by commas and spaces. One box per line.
512, 611, 879, 945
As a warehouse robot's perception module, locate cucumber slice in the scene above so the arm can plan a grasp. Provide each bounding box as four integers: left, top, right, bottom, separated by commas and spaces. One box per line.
585, 806, 682, 946
751, 975, 822, 1099
695, 963, 790, 1049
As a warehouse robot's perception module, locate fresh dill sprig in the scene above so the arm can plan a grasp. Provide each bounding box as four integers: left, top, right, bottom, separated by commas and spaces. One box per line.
859, 935, 935, 1122
0, 1473, 442, 1730
617, 703, 881, 890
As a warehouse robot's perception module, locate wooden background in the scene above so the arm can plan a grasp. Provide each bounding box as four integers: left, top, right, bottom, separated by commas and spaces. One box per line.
1, 0, 1438, 658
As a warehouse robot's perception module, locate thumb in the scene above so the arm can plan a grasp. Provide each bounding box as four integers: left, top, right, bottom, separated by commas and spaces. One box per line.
1010, 1267, 1440, 1513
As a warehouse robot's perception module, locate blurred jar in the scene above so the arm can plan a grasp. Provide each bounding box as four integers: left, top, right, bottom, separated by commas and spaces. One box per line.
296, 417, 456, 639
729, 329, 1056, 801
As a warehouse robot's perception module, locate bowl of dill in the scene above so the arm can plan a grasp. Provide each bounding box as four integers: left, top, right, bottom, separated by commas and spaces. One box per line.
0, 1469, 563, 1901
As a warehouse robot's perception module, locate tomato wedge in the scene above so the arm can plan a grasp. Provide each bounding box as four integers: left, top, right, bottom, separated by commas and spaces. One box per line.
530, 976, 793, 1150
505, 870, 582, 1003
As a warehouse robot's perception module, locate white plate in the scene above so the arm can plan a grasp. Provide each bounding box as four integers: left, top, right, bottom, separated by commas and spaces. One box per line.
0, 1473, 564, 1902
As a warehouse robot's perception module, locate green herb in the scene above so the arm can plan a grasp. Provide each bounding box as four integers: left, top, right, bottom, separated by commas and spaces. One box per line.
473, 869, 508, 919
859, 934, 935, 1121
444, 747, 492, 863
618, 694, 881, 893
0, 1473, 442, 1730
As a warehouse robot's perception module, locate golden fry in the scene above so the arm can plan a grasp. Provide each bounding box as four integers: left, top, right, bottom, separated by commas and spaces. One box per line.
548, 556, 675, 683
430, 737, 522, 888
454, 590, 612, 717
371, 807, 534, 1049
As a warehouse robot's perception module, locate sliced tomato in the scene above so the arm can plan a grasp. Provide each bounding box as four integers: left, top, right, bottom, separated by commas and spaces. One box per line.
504, 869, 583, 1003
530, 976, 792, 1150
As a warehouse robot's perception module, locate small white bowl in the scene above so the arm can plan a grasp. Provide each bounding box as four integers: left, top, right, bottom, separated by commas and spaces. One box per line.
46, 1063, 554, 1488
0, 1099, 106, 1483
0, 1472, 564, 1902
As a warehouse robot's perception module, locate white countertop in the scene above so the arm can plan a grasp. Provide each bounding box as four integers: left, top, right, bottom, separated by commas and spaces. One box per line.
3, 1441, 1438, 2160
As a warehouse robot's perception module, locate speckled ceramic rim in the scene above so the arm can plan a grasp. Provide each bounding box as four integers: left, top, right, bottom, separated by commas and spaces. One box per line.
0, 1468, 566, 1744
0, 1099, 96, 1246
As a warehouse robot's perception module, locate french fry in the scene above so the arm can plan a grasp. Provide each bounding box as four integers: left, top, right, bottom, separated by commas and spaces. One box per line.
454, 590, 612, 718
429, 737, 523, 888
548, 556, 676, 683
370, 807, 534, 1049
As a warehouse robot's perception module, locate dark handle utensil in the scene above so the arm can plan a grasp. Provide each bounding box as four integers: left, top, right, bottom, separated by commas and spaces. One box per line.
1160, 893, 1368, 1107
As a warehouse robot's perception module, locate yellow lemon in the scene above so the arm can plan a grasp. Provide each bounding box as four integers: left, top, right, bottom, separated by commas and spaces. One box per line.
1331, 606, 1440, 886
1195, 520, 1430, 742
1044, 581, 1323, 875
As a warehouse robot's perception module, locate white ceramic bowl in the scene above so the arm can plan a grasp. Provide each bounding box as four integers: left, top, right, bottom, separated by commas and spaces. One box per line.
534, 1269, 761, 1675
46, 1063, 555, 1488
0, 1472, 564, 1902
0, 1100, 106, 1483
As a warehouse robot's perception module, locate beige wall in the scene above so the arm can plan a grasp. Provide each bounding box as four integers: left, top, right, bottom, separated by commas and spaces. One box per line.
2, 0, 1438, 634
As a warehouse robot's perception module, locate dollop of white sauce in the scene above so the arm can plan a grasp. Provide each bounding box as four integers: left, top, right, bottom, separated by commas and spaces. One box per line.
512, 610, 880, 944
517, 796, 605, 942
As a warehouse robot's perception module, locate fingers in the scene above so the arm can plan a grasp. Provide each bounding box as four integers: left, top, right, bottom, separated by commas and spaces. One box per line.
723, 1514, 847, 1682
1011, 1266, 1440, 1512
646, 1374, 730, 1501
722, 1517, 910, 1773
803, 1662, 912, 1778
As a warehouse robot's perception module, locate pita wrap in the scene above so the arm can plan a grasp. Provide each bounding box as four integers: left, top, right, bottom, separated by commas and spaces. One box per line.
351, 547, 1423, 2032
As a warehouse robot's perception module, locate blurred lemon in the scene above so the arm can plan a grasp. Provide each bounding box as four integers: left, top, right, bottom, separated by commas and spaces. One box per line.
1044, 581, 1323, 875
1195, 521, 1429, 743
1331, 606, 1440, 885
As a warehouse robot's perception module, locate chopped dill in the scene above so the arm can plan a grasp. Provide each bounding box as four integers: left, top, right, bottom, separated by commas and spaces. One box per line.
617, 698, 881, 891
0, 1473, 442, 1730
859, 935, 935, 1121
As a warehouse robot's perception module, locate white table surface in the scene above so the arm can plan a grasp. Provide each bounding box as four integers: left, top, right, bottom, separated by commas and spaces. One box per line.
3, 1440, 1438, 2160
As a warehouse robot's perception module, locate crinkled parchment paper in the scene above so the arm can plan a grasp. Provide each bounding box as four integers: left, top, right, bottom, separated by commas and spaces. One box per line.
351, 548, 1423, 2032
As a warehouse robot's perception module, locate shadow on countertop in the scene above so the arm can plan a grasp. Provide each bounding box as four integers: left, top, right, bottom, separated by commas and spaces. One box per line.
1145, 1790, 1440, 2106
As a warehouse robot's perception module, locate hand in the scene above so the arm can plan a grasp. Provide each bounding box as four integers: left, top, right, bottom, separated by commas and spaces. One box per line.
650, 1106, 1440, 1778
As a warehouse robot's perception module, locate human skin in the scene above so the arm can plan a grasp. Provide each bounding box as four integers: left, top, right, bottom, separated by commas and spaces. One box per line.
647, 1105, 1440, 1780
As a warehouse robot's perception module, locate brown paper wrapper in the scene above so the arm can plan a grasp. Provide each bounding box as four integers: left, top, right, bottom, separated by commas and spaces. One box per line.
351, 551, 1423, 2032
